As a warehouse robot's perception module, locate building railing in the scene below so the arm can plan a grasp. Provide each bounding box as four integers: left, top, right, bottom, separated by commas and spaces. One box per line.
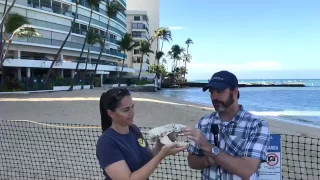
68, 0, 127, 27
25, 0, 127, 28
71, 27, 119, 44
0, 120, 319, 180
118, 0, 126, 8
7, 34, 126, 59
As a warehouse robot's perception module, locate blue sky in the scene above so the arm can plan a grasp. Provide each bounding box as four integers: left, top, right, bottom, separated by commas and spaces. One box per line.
159, 0, 320, 80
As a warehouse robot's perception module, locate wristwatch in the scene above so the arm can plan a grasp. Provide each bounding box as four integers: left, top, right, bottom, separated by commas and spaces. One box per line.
212, 146, 220, 156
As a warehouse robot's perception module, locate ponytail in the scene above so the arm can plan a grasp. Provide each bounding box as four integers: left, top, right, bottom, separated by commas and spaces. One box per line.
100, 97, 112, 133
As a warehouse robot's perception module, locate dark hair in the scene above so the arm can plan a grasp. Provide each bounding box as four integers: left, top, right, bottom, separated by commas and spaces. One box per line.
229, 87, 240, 99
100, 87, 131, 133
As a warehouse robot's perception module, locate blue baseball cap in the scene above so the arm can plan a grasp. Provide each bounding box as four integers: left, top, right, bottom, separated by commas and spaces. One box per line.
203, 70, 239, 92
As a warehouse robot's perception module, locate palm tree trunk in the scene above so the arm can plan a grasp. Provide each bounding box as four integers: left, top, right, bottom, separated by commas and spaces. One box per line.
0, 0, 8, 61
138, 54, 144, 79
81, 46, 90, 89
0, 0, 8, 87
184, 45, 189, 81
154, 38, 158, 66
0, 0, 10, 69
0, 34, 15, 68
160, 40, 164, 51
118, 51, 126, 87
0, 0, 16, 28
69, 7, 93, 91
45, 2, 78, 86
91, 18, 110, 89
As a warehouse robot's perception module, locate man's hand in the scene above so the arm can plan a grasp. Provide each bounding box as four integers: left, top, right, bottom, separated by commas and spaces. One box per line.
187, 154, 215, 170
182, 127, 213, 152
205, 155, 215, 166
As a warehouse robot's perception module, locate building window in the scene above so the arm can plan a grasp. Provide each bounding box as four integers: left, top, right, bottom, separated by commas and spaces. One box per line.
100, 30, 105, 36
110, 34, 116, 39
132, 31, 142, 37
134, 16, 140, 21
134, 49, 140, 54
71, 22, 120, 43
132, 23, 145, 29
137, 57, 142, 63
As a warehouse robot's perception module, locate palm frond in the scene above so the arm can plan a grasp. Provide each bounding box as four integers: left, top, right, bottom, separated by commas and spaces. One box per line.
139, 40, 154, 55
13, 25, 42, 38
5, 13, 29, 33
155, 27, 172, 42
107, 0, 125, 18
86, 28, 102, 45
162, 58, 167, 64
186, 38, 193, 45
156, 51, 164, 60
88, 0, 101, 8
118, 33, 139, 52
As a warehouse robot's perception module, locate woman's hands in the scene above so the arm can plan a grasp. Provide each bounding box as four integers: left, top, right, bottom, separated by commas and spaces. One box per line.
158, 143, 187, 159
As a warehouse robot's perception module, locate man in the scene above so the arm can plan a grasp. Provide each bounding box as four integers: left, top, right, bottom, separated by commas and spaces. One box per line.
183, 70, 270, 180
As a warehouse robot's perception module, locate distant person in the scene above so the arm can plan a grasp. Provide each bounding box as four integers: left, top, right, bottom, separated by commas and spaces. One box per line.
182, 70, 270, 180
96, 87, 187, 180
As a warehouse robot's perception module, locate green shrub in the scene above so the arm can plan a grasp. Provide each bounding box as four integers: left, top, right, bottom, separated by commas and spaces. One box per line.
0, 77, 24, 92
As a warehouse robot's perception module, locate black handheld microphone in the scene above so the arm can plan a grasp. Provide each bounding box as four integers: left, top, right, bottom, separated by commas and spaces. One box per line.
211, 124, 222, 180
211, 124, 220, 147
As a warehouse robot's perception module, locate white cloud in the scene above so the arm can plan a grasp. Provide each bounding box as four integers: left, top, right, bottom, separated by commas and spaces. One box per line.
168, 26, 183, 30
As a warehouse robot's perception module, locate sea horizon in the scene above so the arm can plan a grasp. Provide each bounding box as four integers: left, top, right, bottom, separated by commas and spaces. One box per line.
188, 78, 320, 87
159, 80, 320, 128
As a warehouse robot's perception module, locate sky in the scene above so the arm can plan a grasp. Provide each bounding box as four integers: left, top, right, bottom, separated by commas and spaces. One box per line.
159, 0, 320, 80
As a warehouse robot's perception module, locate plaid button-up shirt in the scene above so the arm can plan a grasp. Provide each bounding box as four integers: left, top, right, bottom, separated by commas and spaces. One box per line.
187, 105, 270, 180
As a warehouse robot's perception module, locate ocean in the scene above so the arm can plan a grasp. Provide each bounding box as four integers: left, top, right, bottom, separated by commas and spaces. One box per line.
159, 79, 320, 127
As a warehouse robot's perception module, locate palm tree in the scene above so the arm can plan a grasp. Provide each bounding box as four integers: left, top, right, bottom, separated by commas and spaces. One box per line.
69, 0, 101, 91
0, 14, 41, 85
91, 0, 124, 89
44, 0, 79, 86
138, 40, 154, 79
184, 38, 193, 80
151, 27, 172, 67
181, 53, 191, 81
168, 44, 183, 71
117, 33, 138, 87
81, 28, 102, 89
156, 51, 164, 64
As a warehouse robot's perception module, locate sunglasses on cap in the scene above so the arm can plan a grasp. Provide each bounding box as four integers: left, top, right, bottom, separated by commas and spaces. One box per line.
112, 87, 131, 100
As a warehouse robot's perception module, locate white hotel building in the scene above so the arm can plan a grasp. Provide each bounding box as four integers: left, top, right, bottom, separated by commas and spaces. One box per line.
126, 10, 150, 73
0, 0, 135, 81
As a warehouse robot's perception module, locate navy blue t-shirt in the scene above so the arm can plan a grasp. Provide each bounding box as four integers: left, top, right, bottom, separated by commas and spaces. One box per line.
96, 124, 153, 179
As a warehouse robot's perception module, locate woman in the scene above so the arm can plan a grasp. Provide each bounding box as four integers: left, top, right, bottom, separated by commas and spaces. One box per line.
96, 87, 187, 180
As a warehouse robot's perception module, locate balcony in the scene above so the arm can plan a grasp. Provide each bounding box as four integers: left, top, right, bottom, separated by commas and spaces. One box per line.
27, 0, 74, 17
77, 14, 125, 35
72, 28, 120, 45
3, 58, 135, 73
7, 34, 126, 59
118, 0, 126, 7
26, 0, 126, 29
132, 34, 149, 41
70, 0, 127, 27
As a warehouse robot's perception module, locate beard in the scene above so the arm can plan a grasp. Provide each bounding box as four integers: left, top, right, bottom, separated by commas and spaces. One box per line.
212, 92, 235, 112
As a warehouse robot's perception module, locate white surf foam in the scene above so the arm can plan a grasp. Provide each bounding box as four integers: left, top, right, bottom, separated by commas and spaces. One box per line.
249, 110, 320, 117
249, 110, 320, 129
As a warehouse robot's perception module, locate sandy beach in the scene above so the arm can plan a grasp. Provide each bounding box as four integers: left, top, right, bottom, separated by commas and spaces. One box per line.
0, 89, 319, 180
0, 89, 319, 138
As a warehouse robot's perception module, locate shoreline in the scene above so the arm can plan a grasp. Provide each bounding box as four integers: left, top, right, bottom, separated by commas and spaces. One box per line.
1, 89, 320, 138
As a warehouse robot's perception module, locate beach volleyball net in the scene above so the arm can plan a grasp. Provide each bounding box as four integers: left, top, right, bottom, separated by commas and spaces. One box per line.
0, 120, 319, 180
